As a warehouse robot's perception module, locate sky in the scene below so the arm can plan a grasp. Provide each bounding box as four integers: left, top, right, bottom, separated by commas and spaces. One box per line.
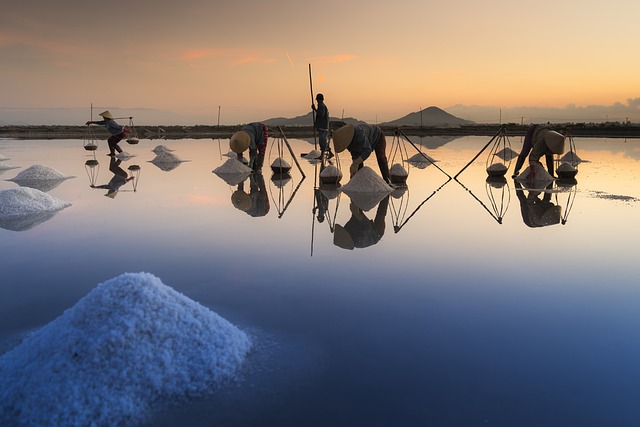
1, 0, 640, 125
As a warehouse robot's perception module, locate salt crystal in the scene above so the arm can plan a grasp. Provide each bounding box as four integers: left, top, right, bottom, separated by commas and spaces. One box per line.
0, 272, 251, 427
341, 166, 393, 193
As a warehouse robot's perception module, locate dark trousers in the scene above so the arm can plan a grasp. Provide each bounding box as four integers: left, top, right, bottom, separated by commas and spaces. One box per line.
108, 133, 124, 154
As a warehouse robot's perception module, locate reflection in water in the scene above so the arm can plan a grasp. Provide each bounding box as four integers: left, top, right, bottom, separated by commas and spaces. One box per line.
90, 157, 135, 198
334, 195, 389, 250
231, 172, 270, 217
514, 181, 561, 228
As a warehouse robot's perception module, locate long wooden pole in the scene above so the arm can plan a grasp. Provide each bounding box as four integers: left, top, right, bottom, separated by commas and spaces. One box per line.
309, 64, 317, 150
453, 124, 506, 179
278, 126, 306, 178
397, 128, 451, 178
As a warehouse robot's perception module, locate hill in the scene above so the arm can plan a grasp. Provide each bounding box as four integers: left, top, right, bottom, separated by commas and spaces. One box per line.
261, 112, 364, 127
381, 106, 474, 127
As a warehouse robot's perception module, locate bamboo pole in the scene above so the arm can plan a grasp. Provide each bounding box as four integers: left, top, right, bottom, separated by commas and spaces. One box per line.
278, 126, 306, 178
309, 64, 317, 150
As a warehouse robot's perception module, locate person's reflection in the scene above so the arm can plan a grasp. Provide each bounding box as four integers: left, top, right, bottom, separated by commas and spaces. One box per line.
90, 156, 134, 198
314, 188, 329, 223
514, 180, 561, 227
231, 172, 270, 217
334, 195, 389, 250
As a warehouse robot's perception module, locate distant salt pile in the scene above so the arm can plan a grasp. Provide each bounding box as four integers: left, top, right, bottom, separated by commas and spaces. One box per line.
152, 145, 174, 154
515, 163, 554, 183
302, 150, 321, 160
9, 164, 70, 182
213, 158, 252, 174
151, 151, 185, 165
0, 152, 9, 161
0, 187, 70, 217
495, 147, 519, 161
406, 152, 436, 169
0, 161, 18, 170
560, 151, 584, 163
0, 272, 252, 427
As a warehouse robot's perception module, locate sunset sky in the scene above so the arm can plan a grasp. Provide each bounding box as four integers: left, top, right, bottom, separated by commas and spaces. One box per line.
2, 0, 639, 125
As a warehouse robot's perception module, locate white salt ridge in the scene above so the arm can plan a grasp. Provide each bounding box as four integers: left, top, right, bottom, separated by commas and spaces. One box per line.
302, 150, 321, 160
0, 187, 70, 216
9, 164, 71, 181
0, 272, 252, 427
390, 163, 408, 177
320, 165, 342, 178
341, 166, 393, 193
152, 145, 174, 154
0, 161, 18, 170
213, 158, 252, 174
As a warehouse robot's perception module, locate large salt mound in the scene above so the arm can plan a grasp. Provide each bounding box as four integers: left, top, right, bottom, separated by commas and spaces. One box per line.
515, 163, 555, 183
213, 158, 252, 174
0, 272, 252, 427
9, 164, 71, 181
341, 166, 393, 193
0, 187, 70, 217
150, 151, 187, 171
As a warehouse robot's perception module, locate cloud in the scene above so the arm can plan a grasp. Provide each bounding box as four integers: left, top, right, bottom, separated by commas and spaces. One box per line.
313, 54, 355, 65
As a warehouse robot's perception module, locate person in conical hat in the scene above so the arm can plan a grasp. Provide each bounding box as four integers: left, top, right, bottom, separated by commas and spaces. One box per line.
332, 123, 390, 183
85, 110, 130, 156
512, 124, 565, 179
229, 123, 269, 171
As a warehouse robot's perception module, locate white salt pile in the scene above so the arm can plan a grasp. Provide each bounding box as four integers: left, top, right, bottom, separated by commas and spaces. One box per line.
406, 152, 436, 169
560, 151, 584, 163
0, 161, 19, 170
213, 158, 252, 174
515, 163, 555, 183
495, 147, 519, 161
302, 150, 321, 160
152, 145, 174, 154
320, 165, 342, 178
487, 162, 508, 176
390, 163, 408, 177
271, 157, 291, 169
0, 187, 70, 217
9, 164, 71, 182
341, 166, 393, 193
0, 272, 252, 427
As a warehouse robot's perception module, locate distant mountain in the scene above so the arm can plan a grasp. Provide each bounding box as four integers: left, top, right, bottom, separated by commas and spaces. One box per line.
261, 112, 364, 127
381, 106, 474, 127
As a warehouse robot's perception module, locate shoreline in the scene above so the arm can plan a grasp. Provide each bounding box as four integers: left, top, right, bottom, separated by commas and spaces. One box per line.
2, 124, 640, 140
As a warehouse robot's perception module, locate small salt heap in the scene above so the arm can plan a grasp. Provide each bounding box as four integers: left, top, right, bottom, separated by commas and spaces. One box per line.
271, 157, 291, 172
320, 164, 343, 184
152, 145, 174, 154
495, 147, 519, 161
150, 151, 187, 171
302, 150, 321, 160
406, 152, 436, 169
390, 163, 409, 184
0, 152, 10, 161
0, 272, 252, 427
560, 151, 584, 163
487, 162, 508, 176
115, 151, 135, 159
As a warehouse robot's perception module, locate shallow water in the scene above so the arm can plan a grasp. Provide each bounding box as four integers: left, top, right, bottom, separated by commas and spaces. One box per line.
1, 134, 639, 426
